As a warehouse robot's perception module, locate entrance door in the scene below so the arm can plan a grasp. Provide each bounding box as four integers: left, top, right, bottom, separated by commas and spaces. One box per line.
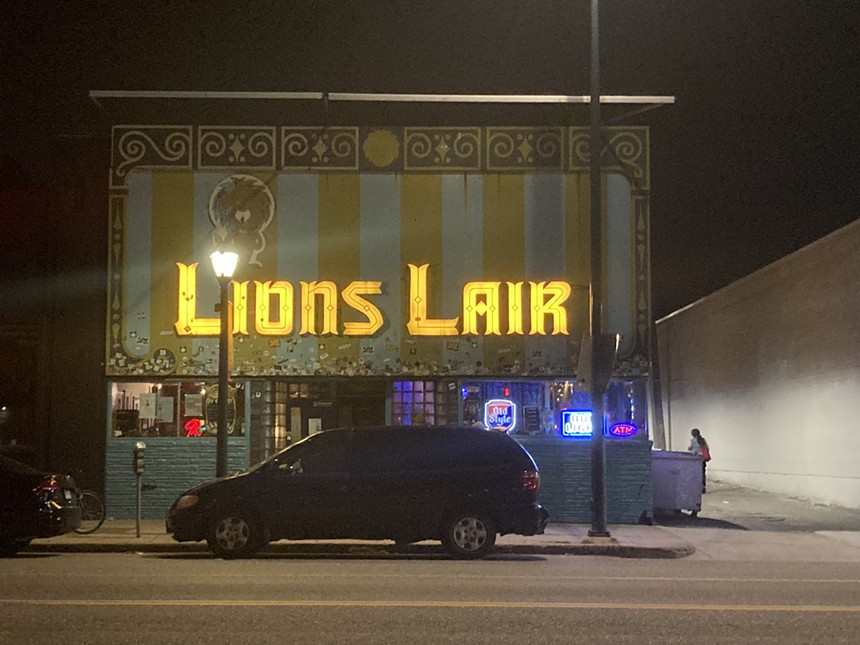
336, 380, 386, 427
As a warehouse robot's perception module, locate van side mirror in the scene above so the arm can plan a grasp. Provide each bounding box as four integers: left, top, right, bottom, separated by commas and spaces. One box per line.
277, 462, 296, 475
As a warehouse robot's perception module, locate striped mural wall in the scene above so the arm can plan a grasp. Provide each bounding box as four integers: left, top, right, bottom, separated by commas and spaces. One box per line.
107, 126, 649, 379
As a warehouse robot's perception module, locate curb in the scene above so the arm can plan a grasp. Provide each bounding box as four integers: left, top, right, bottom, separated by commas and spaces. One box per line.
25, 541, 695, 559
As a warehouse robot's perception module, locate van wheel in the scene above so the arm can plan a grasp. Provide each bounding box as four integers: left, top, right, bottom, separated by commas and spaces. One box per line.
441, 511, 496, 559
208, 510, 264, 559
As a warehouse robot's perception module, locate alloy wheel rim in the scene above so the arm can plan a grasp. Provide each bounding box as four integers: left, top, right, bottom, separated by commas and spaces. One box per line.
215, 517, 250, 551
452, 517, 487, 551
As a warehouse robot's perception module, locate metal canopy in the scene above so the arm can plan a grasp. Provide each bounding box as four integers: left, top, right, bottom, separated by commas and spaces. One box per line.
89, 89, 674, 106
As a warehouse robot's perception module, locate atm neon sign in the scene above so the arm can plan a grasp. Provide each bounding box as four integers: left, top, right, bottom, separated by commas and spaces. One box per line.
175, 262, 572, 338
609, 422, 638, 438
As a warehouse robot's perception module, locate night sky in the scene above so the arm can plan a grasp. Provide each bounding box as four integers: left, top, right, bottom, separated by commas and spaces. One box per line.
3, 0, 858, 318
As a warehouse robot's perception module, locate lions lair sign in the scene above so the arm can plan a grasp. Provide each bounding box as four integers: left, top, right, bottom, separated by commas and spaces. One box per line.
105, 125, 651, 377
176, 262, 572, 338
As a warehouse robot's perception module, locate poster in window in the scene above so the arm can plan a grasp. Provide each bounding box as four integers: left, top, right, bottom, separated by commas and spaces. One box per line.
185, 393, 203, 417
156, 396, 174, 422
139, 394, 157, 419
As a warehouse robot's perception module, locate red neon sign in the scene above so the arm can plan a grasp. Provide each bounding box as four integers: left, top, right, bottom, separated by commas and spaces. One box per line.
608, 422, 637, 438
184, 418, 203, 437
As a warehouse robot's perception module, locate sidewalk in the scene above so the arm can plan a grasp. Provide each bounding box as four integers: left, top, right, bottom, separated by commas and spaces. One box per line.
28, 520, 696, 559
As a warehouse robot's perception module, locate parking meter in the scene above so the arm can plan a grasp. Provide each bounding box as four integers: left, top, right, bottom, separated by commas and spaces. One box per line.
132, 441, 146, 537
133, 441, 146, 474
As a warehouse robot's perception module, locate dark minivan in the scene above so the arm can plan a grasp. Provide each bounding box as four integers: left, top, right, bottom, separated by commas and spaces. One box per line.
167, 425, 549, 559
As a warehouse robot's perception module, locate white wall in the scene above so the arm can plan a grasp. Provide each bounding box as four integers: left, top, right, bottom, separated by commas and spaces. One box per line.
656, 218, 860, 509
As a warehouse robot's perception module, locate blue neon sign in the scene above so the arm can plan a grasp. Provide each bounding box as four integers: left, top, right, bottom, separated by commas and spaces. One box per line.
561, 410, 593, 437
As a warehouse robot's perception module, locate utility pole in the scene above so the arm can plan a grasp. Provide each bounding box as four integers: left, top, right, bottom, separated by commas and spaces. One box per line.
588, 0, 611, 538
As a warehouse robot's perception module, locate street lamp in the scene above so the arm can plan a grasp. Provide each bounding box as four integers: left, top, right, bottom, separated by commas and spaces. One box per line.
210, 245, 239, 478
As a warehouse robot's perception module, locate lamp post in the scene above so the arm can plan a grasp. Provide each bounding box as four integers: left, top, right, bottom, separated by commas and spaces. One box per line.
588, 0, 611, 538
210, 246, 239, 478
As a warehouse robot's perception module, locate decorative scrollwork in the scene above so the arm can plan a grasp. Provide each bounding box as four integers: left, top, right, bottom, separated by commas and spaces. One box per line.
281, 128, 358, 169
112, 127, 191, 187
568, 127, 648, 188
404, 128, 480, 170
535, 131, 562, 164
487, 128, 562, 169
199, 128, 275, 168
201, 132, 229, 159
283, 132, 310, 158
406, 132, 433, 160
488, 131, 517, 161
330, 132, 356, 160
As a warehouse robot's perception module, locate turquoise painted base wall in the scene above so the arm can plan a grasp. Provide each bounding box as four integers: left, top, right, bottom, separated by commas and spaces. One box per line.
516, 436, 653, 524
104, 435, 653, 525
105, 437, 249, 520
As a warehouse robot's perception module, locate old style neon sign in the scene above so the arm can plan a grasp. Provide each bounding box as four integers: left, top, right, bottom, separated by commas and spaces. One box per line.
484, 399, 517, 432
175, 262, 572, 338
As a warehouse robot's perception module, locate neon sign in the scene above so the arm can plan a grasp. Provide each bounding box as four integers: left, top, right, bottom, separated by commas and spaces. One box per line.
484, 399, 516, 432
175, 262, 572, 338
184, 418, 204, 437
561, 410, 593, 437
609, 422, 638, 438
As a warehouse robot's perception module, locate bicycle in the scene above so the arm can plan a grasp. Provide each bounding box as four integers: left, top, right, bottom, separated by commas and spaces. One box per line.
75, 489, 106, 534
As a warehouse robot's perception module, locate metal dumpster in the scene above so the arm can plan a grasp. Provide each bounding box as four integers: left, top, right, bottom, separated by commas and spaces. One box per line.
651, 450, 702, 515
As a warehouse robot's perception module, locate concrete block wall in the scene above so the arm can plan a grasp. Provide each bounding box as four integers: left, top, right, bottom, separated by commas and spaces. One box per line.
517, 436, 653, 524
105, 437, 249, 520
104, 434, 653, 524
656, 219, 860, 509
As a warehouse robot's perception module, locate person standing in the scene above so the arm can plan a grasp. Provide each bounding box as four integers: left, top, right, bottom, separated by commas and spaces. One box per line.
689, 428, 711, 493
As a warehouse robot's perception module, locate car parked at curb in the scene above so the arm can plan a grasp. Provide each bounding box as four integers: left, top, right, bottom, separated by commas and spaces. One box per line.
167, 425, 549, 559
0, 454, 83, 556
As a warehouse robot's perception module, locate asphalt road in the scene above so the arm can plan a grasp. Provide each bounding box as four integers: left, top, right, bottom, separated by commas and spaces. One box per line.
2, 552, 859, 644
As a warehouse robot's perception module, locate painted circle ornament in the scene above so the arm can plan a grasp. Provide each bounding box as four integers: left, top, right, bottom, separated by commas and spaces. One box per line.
484, 399, 516, 433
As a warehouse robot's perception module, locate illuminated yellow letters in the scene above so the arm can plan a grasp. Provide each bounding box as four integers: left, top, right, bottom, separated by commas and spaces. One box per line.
175, 263, 247, 336
300, 281, 338, 335
506, 282, 524, 335
174, 261, 576, 339
255, 280, 294, 335
232, 281, 249, 335
462, 282, 501, 336
341, 282, 384, 336
407, 264, 459, 336
175, 263, 220, 335
529, 281, 571, 335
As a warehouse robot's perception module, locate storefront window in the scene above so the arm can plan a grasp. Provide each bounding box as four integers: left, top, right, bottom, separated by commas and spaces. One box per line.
552, 378, 648, 439
392, 380, 458, 426
461, 378, 648, 439
110, 381, 245, 438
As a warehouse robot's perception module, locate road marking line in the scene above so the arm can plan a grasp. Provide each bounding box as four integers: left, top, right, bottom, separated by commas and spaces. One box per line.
1, 599, 859, 612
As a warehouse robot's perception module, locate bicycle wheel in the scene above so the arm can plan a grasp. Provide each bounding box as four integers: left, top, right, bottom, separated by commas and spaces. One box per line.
75, 490, 106, 534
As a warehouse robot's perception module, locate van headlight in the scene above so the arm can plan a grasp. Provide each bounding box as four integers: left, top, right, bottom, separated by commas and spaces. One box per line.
175, 494, 199, 510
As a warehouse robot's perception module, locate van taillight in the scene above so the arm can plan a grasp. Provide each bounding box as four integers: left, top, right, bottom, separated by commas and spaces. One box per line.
34, 478, 62, 502
518, 469, 540, 494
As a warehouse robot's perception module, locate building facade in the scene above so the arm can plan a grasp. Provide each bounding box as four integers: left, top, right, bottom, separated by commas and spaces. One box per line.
104, 124, 654, 522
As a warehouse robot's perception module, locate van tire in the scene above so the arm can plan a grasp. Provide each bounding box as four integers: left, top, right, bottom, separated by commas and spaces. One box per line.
208, 510, 264, 559
441, 511, 496, 558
